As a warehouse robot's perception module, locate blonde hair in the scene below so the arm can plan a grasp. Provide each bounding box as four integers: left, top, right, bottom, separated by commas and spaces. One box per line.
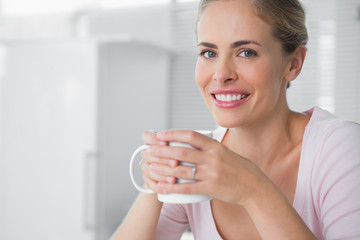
197, 0, 308, 54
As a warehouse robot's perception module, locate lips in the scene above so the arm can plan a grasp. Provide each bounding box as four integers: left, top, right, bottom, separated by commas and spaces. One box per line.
211, 90, 250, 109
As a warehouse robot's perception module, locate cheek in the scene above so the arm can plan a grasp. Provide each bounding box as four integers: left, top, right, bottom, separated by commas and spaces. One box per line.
195, 60, 212, 92
248, 61, 285, 106
243, 61, 279, 88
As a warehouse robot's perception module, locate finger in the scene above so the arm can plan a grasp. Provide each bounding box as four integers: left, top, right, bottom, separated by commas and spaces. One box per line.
147, 145, 204, 165
142, 130, 168, 146
144, 177, 164, 193
142, 150, 178, 167
149, 163, 195, 181
152, 181, 170, 194
156, 130, 214, 150
141, 164, 176, 193
143, 165, 175, 194
142, 165, 176, 185
148, 164, 177, 184
158, 181, 207, 195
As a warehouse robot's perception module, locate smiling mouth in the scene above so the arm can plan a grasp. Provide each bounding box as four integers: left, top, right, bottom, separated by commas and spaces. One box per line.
212, 93, 250, 102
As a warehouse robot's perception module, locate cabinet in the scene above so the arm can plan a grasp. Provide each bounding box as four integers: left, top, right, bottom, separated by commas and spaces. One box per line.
95, 41, 169, 239
0, 39, 169, 240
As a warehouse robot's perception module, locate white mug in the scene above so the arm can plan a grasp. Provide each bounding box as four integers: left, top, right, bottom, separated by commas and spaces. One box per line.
129, 131, 212, 204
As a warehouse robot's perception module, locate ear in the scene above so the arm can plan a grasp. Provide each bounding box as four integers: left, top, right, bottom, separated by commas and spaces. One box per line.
285, 45, 307, 82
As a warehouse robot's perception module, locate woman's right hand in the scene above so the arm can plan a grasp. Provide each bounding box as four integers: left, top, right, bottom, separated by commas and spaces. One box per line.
140, 131, 178, 194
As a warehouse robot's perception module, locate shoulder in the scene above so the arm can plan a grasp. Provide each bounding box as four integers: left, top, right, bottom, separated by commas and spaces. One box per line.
304, 106, 360, 150
301, 107, 360, 197
301, 107, 360, 238
302, 107, 360, 172
302, 107, 360, 198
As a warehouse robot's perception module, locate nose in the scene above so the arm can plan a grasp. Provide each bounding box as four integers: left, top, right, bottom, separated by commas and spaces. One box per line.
213, 57, 237, 84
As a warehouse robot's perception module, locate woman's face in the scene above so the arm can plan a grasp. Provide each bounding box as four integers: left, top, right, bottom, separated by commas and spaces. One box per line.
196, 0, 291, 128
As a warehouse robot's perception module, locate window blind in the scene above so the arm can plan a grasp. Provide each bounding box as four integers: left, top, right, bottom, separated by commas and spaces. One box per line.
289, 0, 360, 122
334, 0, 360, 122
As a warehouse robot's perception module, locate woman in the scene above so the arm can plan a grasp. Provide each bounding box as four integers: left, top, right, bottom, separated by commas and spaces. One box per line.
112, 0, 360, 239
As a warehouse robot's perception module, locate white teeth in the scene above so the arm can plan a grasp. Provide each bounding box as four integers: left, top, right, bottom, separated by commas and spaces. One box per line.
214, 94, 248, 102
241, 94, 249, 99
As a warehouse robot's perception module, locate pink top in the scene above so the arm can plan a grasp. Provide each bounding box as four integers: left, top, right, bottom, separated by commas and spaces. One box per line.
154, 107, 360, 240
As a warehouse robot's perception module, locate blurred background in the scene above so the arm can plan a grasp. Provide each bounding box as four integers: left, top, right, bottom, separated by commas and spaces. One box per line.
0, 0, 359, 239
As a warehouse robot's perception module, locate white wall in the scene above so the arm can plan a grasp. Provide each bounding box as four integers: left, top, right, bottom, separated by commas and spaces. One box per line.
0, 40, 97, 240
78, 4, 172, 47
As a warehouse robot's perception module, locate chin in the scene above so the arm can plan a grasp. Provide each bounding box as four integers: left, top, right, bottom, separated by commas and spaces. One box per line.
213, 114, 244, 129
208, 103, 252, 129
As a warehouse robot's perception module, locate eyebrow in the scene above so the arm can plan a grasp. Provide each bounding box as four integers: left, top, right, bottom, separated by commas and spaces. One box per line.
231, 40, 262, 48
197, 42, 217, 49
197, 40, 262, 49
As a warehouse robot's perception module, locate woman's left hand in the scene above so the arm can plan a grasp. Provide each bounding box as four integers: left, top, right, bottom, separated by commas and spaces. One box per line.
146, 130, 270, 206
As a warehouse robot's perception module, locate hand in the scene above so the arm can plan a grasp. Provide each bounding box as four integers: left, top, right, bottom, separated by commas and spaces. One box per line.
140, 131, 179, 194
146, 130, 270, 205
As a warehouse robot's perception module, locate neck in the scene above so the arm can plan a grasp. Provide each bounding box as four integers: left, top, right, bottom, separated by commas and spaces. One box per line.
224, 106, 307, 168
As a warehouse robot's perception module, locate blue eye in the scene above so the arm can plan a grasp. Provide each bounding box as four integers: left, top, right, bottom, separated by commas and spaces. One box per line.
239, 50, 257, 58
201, 50, 217, 59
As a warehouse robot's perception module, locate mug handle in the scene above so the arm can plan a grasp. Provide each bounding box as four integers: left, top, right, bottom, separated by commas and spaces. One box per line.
129, 145, 155, 194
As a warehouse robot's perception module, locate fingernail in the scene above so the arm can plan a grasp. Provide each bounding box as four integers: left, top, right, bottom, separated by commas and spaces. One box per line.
146, 146, 154, 154
168, 160, 177, 167
149, 164, 157, 171
156, 132, 165, 139
166, 176, 175, 183
158, 182, 167, 194
159, 141, 167, 146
